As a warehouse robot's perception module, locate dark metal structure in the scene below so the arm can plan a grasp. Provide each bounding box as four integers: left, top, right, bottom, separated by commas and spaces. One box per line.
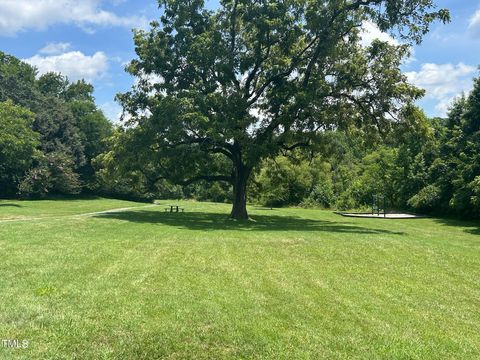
372, 195, 386, 218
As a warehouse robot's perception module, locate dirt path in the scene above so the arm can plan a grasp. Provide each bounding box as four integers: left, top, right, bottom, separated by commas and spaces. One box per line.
0, 204, 158, 224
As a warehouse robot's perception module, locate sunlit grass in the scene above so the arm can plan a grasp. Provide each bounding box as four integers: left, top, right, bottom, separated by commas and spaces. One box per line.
0, 198, 479, 359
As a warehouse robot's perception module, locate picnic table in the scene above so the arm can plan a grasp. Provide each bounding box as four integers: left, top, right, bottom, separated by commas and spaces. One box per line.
165, 204, 184, 213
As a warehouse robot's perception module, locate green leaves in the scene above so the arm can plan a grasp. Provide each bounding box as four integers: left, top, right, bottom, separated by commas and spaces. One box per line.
0, 100, 39, 195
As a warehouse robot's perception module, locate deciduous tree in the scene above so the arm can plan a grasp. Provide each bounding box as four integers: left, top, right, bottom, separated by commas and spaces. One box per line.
117, 0, 449, 219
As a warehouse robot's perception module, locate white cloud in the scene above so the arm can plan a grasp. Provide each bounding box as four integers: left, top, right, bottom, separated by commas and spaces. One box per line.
405, 63, 476, 116
24, 51, 109, 82
0, 0, 148, 36
469, 9, 480, 38
40, 42, 72, 55
100, 101, 123, 123
360, 21, 399, 47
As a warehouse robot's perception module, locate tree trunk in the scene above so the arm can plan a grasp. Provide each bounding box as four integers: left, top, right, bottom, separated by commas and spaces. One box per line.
230, 164, 250, 220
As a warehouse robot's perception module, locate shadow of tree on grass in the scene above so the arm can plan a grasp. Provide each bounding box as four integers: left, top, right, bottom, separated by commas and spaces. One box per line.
0, 204, 22, 208
95, 211, 405, 235
468, 228, 480, 235
433, 218, 480, 236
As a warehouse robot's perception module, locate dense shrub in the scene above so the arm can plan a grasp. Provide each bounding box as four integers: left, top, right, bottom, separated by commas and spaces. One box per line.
407, 185, 441, 212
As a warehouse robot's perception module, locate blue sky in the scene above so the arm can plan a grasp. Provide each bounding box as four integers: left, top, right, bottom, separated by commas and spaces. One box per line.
0, 0, 479, 121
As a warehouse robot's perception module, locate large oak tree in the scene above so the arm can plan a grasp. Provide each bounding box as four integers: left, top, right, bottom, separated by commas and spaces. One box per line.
116, 0, 448, 219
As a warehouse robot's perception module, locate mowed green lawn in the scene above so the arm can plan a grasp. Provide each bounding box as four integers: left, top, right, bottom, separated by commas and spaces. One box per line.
0, 198, 479, 359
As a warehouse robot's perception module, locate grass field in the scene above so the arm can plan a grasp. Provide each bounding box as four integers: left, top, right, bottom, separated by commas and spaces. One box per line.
0, 198, 479, 359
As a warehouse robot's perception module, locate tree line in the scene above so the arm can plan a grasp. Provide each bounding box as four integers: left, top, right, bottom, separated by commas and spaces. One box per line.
0, 51, 478, 218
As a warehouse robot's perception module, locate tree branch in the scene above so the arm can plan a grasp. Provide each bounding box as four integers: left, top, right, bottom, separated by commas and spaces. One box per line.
159, 137, 235, 159
281, 141, 311, 151
177, 175, 233, 186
